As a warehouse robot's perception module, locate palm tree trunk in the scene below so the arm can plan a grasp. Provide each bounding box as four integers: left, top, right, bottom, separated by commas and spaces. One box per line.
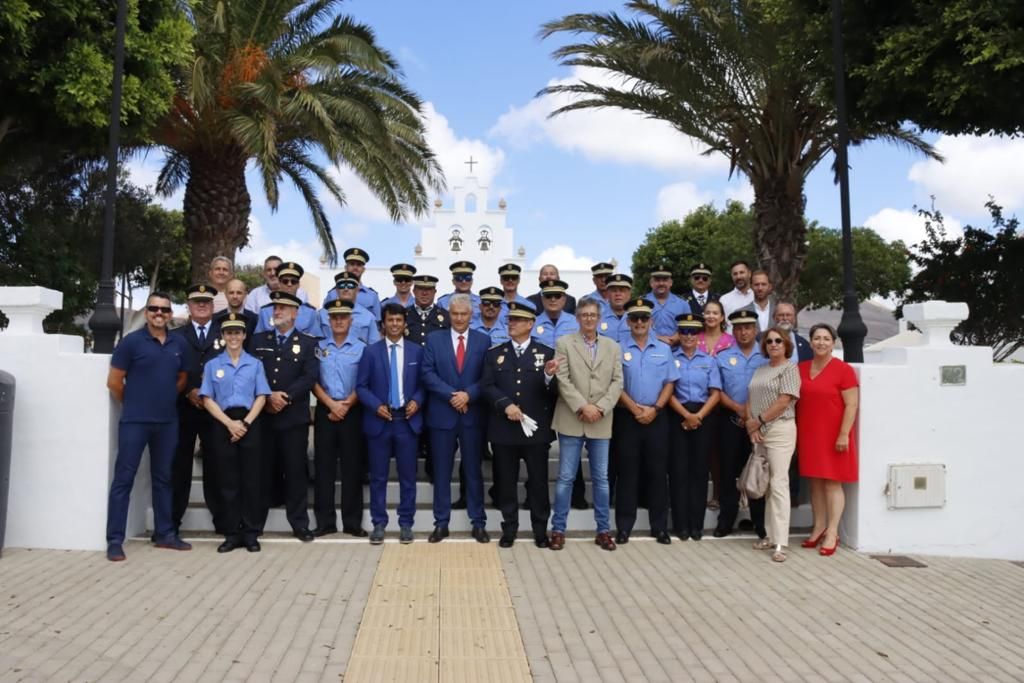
183, 149, 251, 283
752, 175, 808, 303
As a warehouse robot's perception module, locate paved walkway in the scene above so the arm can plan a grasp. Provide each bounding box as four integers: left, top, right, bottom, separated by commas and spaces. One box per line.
1, 536, 1023, 682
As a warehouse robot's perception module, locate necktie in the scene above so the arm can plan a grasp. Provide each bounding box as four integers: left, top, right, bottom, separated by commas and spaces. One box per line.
456, 335, 466, 372
515, 344, 524, 358
698, 294, 706, 306
278, 333, 287, 348
389, 343, 401, 408
197, 325, 206, 345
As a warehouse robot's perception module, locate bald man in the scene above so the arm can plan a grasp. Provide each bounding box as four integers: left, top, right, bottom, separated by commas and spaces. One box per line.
528, 264, 576, 315
214, 278, 258, 341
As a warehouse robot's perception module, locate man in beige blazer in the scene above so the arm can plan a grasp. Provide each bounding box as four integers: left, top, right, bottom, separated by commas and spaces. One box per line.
549, 297, 624, 551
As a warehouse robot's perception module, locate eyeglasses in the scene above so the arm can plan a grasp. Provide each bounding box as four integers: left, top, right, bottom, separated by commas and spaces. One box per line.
678, 329, 700, 336
542, 292, 564, 299
146, 305, 172, 314
691, 275, 709, 282
765, 337, 785, 345
279, 278, 299, 286
453, 275, 473, 283
577, 312, 599, 319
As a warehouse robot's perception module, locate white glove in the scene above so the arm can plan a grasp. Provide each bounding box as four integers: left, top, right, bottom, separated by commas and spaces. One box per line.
520, 413, 538, 437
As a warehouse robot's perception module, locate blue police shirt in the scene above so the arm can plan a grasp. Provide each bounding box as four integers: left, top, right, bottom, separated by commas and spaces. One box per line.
497, 294, 533, 324
323, 284, 382, 320
715, 344, 767, 406
472, 318, 511, 347
598, 310, 630, 344
672, 348, 722, 404
199, 350, 272, 410
317, 303, 381, 346
111, 326, 186, 423
381, 293, 415, 309
316, 336, 366, 399
648, 291, 692, 337
531, 310, 580, 348
255, 303, 321, 336
621, 337, 679, 406
582, 289, 612, 314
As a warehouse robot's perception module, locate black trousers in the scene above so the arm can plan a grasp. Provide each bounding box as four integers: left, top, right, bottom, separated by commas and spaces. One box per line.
492, 443, 550, 537
718, 412, 766, 533
258, 424, 310, 531
173, 405, 218, 532
209, 408, 262, 542
614, 409, 669, 535
669, 402, 711, 535
313, 403, 364, 530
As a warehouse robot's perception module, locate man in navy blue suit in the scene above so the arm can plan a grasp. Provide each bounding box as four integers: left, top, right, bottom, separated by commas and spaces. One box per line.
421, 293, 491, 543
357, 303, 425, 544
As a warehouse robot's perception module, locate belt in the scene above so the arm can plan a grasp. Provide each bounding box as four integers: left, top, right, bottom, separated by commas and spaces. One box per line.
390, 404, 409, 419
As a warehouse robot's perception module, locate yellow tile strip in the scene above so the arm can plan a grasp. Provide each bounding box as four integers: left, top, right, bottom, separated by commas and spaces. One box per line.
346, 543, 532, 683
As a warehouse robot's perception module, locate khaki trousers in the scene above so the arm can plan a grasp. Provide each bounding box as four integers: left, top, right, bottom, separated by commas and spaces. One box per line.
762, 418, 796, 547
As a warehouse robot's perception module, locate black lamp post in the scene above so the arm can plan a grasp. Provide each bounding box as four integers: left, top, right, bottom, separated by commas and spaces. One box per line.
830, 0, 867, 362
88, 0, 128, 354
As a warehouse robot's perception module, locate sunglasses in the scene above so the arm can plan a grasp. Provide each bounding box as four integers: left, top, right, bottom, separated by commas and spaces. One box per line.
279, 277, 299, 286
453, 275, 473, 283
146, 305, 172, 314
393, 277, 413, 284
500, 275, 520, 281
336, 282, 358, 290
628, 315, 651, 322
765, 337, 785, 345
481, 301, 501, 308
678, 329, 700, 336
691, 275, 709, 282
542, 292, 564, 299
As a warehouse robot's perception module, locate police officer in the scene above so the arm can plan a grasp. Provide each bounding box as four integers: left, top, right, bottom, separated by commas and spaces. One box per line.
497, 263, 531, 321
647, 264, 692, 346
322, 247, 382, 319
437, 260, 482, 325
255, 262, 321, 336
684, 263, 719, 316
318, 273, 381, 345
668, 313, 722, 541
250, 290, 319, 540
311, 300, 367, 537
199, 313, 271, 553
713, 309, 768, 538
598, 274, 635, 345
583, 262, 615, 314
405, 274, 450, 345
614, 298, 678, 545
105, 291, 189, 561
381, 263, 417, 309
171, 283, 224, 534
481, 302, 559, 548
473, 286, 510, 347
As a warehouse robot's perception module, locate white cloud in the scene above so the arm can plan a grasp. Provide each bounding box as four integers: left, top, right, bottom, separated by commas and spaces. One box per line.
724, 180, 755, 205
864, 208, 962, 247
530, 245, 597, 271
236, 215, 324, 270
490, 66, 726, 174
908, 135, 1024, 216
656, 181, 713, 222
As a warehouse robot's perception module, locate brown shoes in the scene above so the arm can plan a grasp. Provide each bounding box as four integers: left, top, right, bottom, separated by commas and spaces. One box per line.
549, 532, 565, 550
595, 532, 617, 551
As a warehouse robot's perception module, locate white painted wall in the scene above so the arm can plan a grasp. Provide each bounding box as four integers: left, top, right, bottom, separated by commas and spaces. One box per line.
843, 301, 1024, 560
0, 287, 146, 551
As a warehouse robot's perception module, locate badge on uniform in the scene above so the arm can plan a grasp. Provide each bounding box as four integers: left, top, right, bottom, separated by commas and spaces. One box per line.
215, 368, 225, 378
292, 344, 301, 355
536, 325, 545, 334
600, 322, 608, 331
437, 314, 444, 323
213, 338, 222, 350
729, 357, 738, 366
404, 328, 410, 336
497, 355, 505, 365
675, 359, 681, 368
623, 352, 632, 361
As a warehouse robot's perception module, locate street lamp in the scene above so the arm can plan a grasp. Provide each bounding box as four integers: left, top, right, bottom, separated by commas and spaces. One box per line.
88, 0, 128, 354
830, 0, 867, 362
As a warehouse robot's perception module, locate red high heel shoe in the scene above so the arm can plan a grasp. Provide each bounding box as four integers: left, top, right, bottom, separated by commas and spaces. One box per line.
819, 535, 840, 556
801, 529, 826, 548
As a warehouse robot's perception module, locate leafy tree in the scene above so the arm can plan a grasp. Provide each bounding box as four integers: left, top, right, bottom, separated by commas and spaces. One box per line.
540, 0, 938, 300
153, 0, 445, 282
632, 202, 911, 309
901, 202, 1024, 361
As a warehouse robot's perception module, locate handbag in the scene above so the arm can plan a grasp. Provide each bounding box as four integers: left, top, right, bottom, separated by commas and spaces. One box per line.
738, 444, 770, 509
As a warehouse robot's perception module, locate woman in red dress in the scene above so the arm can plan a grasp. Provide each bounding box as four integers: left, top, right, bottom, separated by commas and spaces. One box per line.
797, 324, 859, 556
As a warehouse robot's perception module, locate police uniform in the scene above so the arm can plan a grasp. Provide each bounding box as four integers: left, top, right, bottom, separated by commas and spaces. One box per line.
406, 275, 451, 345
322, 248, 382, 319
598, 274, 635, 345
473, 286, 511, 347
381, 263, 417, 309
714, 310, 768, 537
199, 313, 272, 551
531, 279, 580, 348
170, 284, 225, 533
318, 273, 381, 345
647, 264, 693, 339
481, 302, 557, 546
613, 298, 679, 542
312, 300, 367, 535
495, 263, 532, 324
213, 307, 258, 345
249, 290, 320, 539
683, 262, 720, 316
255, 262, 321, 336
582, 261, 615, 314
669, 313, 723, 540
437, 260, 482, 325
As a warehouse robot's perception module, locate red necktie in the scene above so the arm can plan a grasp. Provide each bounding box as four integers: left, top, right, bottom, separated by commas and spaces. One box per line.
456, 334, 466, 372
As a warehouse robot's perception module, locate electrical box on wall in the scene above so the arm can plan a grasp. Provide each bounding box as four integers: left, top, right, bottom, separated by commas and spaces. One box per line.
886, 464, 947, 509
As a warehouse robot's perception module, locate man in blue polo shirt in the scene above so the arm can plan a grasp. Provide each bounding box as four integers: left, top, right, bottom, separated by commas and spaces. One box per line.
105, 292, 190, 561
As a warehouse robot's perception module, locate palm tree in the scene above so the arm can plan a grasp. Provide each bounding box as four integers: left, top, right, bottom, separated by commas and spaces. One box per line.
540, 0, 940, 301
154, 0, 444, 281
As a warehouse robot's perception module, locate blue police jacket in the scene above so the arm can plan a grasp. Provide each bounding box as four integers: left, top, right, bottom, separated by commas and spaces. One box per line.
672, 347, 722, 404
199, 350, 272, 409
620, 336, 680, 406
316, 336, 366, 400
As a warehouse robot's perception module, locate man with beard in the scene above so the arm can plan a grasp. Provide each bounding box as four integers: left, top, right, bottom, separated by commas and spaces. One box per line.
719, 260, 755, 318
254, 262, 320, 336
773, 301, 812, 363
214, 278, 257, 341
646, 264, 691, 346
683, 263, 719, 316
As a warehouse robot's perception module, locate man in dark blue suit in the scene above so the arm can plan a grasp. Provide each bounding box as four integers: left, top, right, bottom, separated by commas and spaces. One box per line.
773, 302, 812, 362
357, 303, 425, 544
421, 293, 491, 543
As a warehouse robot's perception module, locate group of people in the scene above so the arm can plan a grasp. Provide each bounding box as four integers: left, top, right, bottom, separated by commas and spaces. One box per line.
104, 251, 859, 564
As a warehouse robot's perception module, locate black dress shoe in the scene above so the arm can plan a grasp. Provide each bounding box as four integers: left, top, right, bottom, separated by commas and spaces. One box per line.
676, 530, 691, 541
428, 526, 449, 543
342, 526, 368, 538
534, 536, 550, 549
655, 531, 672, 545
713, 526, 731, 538
452, 498, 467, 510
615, 530, 629, 544
571, 497, 590, 510
218, 538, 242, 553
690, 530, 703, 541
294, 528, 315, 542
737, 519, 754, 531
471, 527, 490, 544
245, 539, 261, 552
313, 525, 338, 537
498, 535, 514, 548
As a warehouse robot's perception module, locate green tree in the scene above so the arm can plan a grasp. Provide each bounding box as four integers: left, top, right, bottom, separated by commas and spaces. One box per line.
540, 0, 938, 300
154, 0, 444, 282
631, 202, 911, 309
901, 202, 1024, 361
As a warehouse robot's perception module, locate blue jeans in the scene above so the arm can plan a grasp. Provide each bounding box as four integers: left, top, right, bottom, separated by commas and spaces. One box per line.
107, 421, 177, 545
552, 434, 610, 533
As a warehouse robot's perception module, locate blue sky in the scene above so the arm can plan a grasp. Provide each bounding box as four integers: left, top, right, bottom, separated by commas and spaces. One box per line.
130, 1, 1024, 276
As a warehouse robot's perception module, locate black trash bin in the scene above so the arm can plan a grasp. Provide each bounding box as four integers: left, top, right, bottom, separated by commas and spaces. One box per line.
0, 370, 14, 557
